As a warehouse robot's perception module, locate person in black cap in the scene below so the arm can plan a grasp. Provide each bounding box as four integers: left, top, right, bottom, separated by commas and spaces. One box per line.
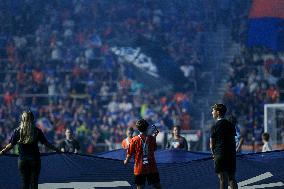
0, 111, 60, 189
210, 104, 238, 189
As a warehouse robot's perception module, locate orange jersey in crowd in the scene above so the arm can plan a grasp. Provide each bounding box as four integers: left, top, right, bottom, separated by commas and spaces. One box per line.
121, 137, 132, 149
127, 134, 158, 175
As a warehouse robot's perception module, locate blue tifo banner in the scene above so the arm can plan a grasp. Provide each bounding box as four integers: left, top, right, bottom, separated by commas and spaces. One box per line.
96, 149, 211, 163
0, 150, 284, 189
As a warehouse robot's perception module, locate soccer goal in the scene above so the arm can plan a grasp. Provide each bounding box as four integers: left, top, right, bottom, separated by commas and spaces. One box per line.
264, 103, 284, 148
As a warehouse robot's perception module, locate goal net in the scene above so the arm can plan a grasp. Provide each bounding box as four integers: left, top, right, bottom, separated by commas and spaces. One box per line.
264, 103, 284, 149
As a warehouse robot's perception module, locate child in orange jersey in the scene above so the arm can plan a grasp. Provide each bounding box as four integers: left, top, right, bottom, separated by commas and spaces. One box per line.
124, 119, 161, 189
121, 127, 134, 149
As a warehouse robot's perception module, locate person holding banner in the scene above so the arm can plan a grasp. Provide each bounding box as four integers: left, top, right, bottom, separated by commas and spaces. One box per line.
124, 119, 161, 189
210, 104, 238, 189
121, 127, 134, 149
166, 125, 188, 150
59, 127, 80, 153
262, 132, 272, 152
0, 111, 60, 189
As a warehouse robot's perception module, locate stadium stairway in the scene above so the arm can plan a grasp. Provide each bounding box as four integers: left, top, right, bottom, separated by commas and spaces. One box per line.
194, 24, 240, 127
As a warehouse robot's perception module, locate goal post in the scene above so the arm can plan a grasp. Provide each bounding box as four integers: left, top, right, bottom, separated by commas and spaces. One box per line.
264, 103, 284, 147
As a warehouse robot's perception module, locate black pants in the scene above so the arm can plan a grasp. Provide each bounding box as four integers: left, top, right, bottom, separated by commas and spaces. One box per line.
18, 159, 41, 189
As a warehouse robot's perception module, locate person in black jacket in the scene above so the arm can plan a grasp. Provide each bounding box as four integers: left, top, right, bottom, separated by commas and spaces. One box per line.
0, 111, 60, 189
210, 104, 238, 189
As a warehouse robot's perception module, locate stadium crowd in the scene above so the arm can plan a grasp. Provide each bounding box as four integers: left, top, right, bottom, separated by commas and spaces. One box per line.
202, 0, 284, 150
224, 47, 284, 148
2, 0, 281, 154
0, 0, 207, 153
224, 2, 284, 148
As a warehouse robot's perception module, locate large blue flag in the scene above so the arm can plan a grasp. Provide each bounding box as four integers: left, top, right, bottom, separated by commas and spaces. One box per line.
0, 150, 284, 188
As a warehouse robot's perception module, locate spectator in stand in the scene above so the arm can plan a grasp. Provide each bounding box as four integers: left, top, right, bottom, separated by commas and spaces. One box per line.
0, 111, 60, 189
121, 127, 134, 149
262, 132, 272, 152
0, 0, 201, 154
59, 128, 80, 153
166, 125, 188, 151
224, 48, 284, 149
266, 84, 279, 103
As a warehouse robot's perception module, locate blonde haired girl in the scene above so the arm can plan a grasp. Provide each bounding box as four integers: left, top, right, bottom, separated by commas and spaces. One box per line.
0, 111, 60, 189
